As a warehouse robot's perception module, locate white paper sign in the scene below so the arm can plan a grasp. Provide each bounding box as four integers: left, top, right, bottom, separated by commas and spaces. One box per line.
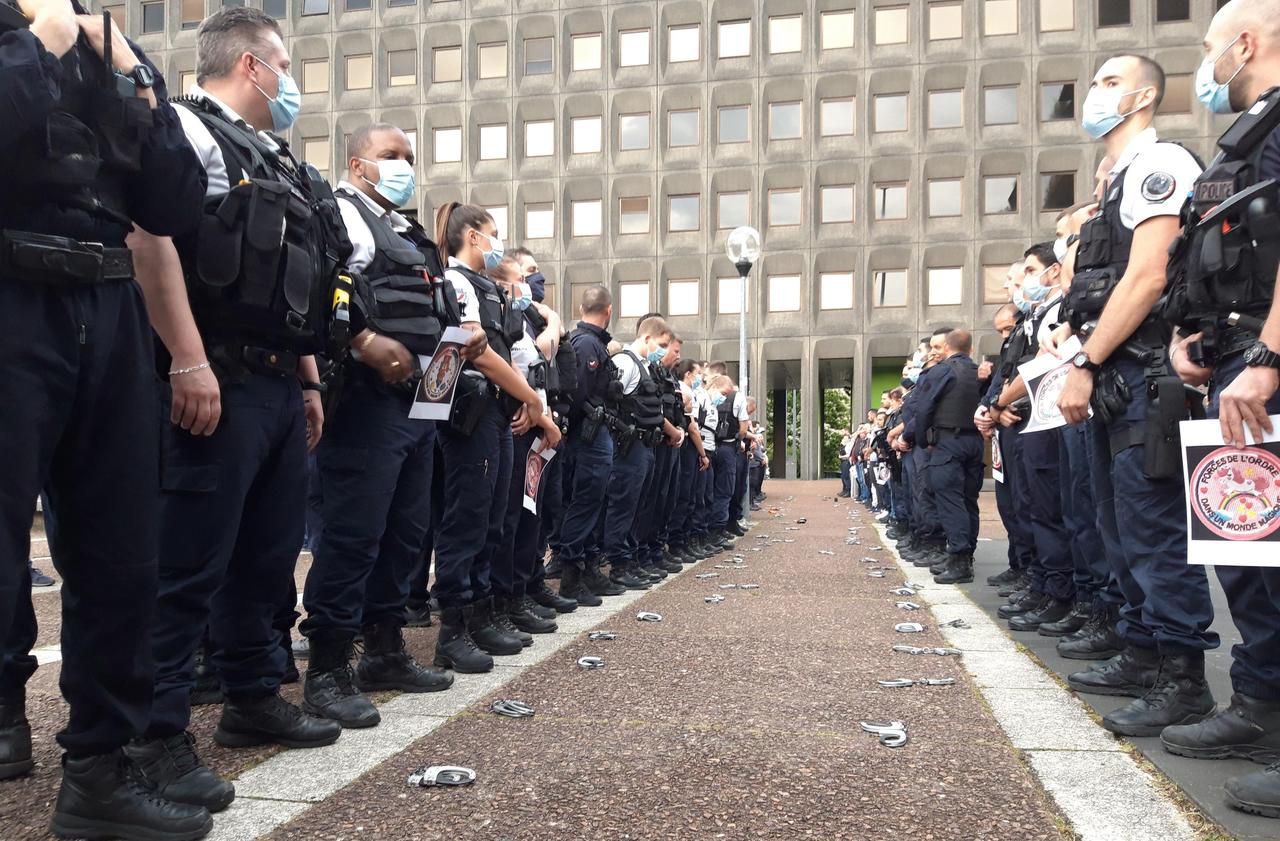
409, 326, 472, 421
991, 430, 1004, 484
1016, 336, 1091, 433
1181, 416, 1280, 567
522, 436, 557, 514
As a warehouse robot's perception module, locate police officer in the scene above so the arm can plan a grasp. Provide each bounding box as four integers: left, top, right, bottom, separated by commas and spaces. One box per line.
667, 359, 713, 561
603, 317, 677, 590
1160, 0, 1280, 817
632, 330, 686, 579
0, 0, 212, 835
555, 286, 626, 604
990, 244, 1076, 629
904, 330, 984, 585
129, 4, 354, 816
432, 203, 546, 671
896, 330, 952, 568
1048, 54, 1215, 736
300, 124, 482, 728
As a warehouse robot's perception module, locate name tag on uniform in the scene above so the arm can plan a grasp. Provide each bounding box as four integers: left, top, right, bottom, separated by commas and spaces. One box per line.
484, 293, 501, 304
1194, 180, 1234, 205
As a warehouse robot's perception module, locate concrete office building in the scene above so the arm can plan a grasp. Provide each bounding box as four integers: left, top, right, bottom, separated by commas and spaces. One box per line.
117, 0, 1225, 477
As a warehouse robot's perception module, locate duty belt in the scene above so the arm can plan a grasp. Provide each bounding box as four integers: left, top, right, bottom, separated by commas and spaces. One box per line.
934, 427, 980, 437
1, 230, 133, 285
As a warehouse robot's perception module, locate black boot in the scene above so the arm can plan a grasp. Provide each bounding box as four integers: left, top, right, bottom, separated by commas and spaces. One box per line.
302, 632, 381, 729
0, 690, 32, 781
1103, 652, 1216, 737
281, 634, 299, 685
1037, 601, 1092, 637
1226, 762, 1280, 818
900, 541, 939, 562
1009, 597, 1072, 632
913, 547, 949, 569
558, 563, 602, 607
216, 692, 343, 748
585, 560, 626, 596
126, 733, 235, 813
190, 646, 222, 707
433, 605, 494, 674
997, 573, 1029, 598
636, 561, 667, 581
726, 521, 747, 537
403, 603, 434, 628
928, 557, 950, 576
50, 751, 212, 841
610, 563, 651, 591
658, 552, 683, 573
543, 553, 563, 580
356, 621, 453, 693
491, 599, 534, 647
1057, 604, 1124, 660
986, 567, 1019, 587
997, 590, 1045, 619
1068, 644, 1161, 697
505, 596, 558, 635
1162, 693, 1280, 762
467, 598, 525, 655
530, 581, 578, 614
521, 594, 557, 621
934, 554, 974, 585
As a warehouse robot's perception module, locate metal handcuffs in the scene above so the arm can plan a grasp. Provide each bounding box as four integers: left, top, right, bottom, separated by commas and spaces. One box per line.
860, 720, 909, 748
408, 765, 477, 787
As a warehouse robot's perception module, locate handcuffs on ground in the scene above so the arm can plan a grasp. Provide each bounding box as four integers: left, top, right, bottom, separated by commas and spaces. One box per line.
859, 720, 909, 748
490, 699, 535, 718
877, 678, 956, 688
407, 765, 477, 787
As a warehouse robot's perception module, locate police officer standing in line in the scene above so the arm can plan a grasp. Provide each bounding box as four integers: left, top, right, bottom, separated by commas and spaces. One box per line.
990, 244, 1077, 629
654, 338, 695, 569
300, 124, 484, 728
894, 330, 951, 568
485, 256, 564, 633
1160, 0, 1280, 816
1048, 55, 1217, 737
904, 330, 984, 585
667, 359, 713, 561
631, 328, 686, 580
603, 317, 678, 590
127, 7, 347, 817
705, 373, 743, 549
0, 0, 214, 834
555, 286, 626, 605
432, 203, 546, 671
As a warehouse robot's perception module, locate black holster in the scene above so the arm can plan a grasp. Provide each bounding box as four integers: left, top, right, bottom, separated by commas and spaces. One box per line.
1092, 364, 1132, 427
449, 374, 491, 435
1142, 376, 1205, 480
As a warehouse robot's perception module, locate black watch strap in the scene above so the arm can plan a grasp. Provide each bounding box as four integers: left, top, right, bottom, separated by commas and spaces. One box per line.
301, 381, 327, 393
1246, 342, 1280, 370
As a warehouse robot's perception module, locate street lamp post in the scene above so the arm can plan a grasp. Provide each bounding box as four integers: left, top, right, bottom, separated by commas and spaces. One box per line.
726, 226, 761, 517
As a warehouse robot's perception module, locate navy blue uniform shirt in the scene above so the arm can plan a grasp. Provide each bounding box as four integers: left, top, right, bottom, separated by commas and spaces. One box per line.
569, 320, 613, 421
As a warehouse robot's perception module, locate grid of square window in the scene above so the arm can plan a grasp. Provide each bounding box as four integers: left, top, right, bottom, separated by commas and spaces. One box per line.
133, 0, 1217, 329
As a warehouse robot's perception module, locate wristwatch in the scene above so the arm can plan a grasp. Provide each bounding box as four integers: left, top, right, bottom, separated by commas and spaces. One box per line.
1071, 351, 1102, 374
1243, 341, 1280, 370
113, 64, 155, 97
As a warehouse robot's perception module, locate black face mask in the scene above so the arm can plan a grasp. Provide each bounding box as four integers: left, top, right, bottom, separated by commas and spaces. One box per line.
527, 271, 546, 303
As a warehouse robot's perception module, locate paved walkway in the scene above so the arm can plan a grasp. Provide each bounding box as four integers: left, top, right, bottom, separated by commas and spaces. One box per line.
4, 483, 1210, 840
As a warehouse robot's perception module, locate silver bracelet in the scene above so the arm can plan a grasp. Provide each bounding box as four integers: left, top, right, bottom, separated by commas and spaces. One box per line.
169, 362, 212, 376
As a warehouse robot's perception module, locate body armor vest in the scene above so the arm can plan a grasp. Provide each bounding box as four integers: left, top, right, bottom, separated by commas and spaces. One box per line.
614, 350, 665, 430
524, 307, 578, 406
449, 263, 523, 366
653, 363, 684, 426
999, 312, 1032, 380
715, 390, 742, 443
172, 97, 353, 355
1163, 88, 1280, 361
1065, 170, 1135, 333
335, 189, 458, 356
931, 355, 980, 431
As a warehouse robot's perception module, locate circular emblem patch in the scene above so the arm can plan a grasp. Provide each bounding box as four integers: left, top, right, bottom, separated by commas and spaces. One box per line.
525, 453, 545, 498
423, 346, 461, 401
1141, 171, 1177, 203
1032, 366, 1069, 425
1190, 447, 1280, 541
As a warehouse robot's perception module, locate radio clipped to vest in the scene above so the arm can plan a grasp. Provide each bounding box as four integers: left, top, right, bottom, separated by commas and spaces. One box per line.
174, 98, 354, 359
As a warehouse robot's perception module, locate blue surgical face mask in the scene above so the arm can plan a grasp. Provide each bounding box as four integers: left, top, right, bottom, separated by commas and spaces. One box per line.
906, 368, 921, 385
1196, 34, 1246, 115
712, 393, 726, 408
692, 375, 703, 390
526, 271, 546, 303
647, 345, 668, 365
1012, 285, 1032, 314
359, 158, 415, 208
251, 55, 301, 133
1023, 267, 1055, 303
1081, 85, 1152, 139
1053, 237, 1069, 263
510, 281, 532, 312
476, 231, 504, 270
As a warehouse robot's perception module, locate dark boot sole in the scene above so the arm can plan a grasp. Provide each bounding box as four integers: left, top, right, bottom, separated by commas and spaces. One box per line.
215, 722, 348, 747
357, 678, 452, 694
1104, 708, 1215, 738
51, 813, 214, 841
1226, 793, 1280, 819
433, 655, 492, 674
936, 575, 974, 585
511, 623, 558, 635
1058, 647, 1124, 661
1038, 623, 1089, 638
1066, 680, 1150, 698
0, 757, 33, 780
1008, 621, 1046, 632
1160, 739, 1280, 764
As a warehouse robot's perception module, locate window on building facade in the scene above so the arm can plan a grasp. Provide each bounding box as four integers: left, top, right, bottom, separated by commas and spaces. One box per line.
769, 101, 803, 140
1039, 0, 1073, 31
929, 90, 963, 129
874, 270, 907, 307
572, 33, 602, 71
525, 120, 554, 157
433, 127, 462, 164
1099, 0, 1131, 26
620, 283, 649, 318
572, 199, 603, 237
524, 38, 553, 75
303, 137, 330, 175
929, 179, 963, 217
526, 203, 554, 239
984, 85, 1018, 125
768, 275, 801, 312
345, 55, 372, 90
620, 197, 650, 234
768, 189, 802, 227
1160, 75, 1192, 113
181, 0, 202, 30
668, 280, 699, 316
820, 272, 854, 310
669, 25, 700, 62
485, 206, 508, 241
669, 194, 700, 232
769, 16, 802, 54
719, 20, 751, 58
718, 276, 746, 314
983, 175, 1018, 213
433, 46, 462, 82
619, 113, 651, 151
875, 7, 909, 45
669, 110, 699, 147
571, 116, 602, 155
1041, 82, 1075, 121
718, 106, 749, 143
478, 42, 507, 79
984, 0, 1017, 35
930, 3, 962, 39
983, 265, 1011, 303
303, 59, 329, 93
928, 268, 963, 306
620, 29, 651, 67
820, 98, 855, 136
821, 185, 855, 224
479, 124, 507, 160
1156, 0, 1190, 21
142, 1, 164, 32
388, 50, 415, 87
301, 0, 326, 15
874, 184, 907, 220
874, 94, 909, 132
821, 9, 855, 50
1041, 172, 1075, 210
718, 192, 749, 229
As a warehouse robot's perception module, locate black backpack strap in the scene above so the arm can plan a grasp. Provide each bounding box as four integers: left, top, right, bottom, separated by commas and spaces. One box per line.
173, 97, 278, 185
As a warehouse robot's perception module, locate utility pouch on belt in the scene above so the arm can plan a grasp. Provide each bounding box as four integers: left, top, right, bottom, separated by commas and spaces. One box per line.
449, 373, 490, 435
1092, 365, 1131, 427
1143, 377, 1205, 481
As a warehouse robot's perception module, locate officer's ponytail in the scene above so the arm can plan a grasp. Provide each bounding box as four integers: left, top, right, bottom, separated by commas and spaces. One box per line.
434, 202, 494, 268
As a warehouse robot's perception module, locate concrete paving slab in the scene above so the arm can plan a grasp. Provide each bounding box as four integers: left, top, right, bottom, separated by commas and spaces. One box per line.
961, 650, 1060, 690
205, 798, 312, 841
983, 687, 1124, 752
379, 668, 523, 719
1027, 750, 1197, 841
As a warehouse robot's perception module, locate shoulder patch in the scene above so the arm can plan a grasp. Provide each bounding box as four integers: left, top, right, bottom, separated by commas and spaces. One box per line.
1141, 171, 1177, 203
588, 359, 600, 371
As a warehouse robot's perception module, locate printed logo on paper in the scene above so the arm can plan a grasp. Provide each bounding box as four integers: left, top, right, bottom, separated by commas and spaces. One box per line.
1190, 447, 1280, 540
1032, 366, 1069, 425
423, 346, 461, 401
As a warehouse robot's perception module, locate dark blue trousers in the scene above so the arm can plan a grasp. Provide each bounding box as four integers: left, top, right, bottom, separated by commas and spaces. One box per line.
656, 441, 685, 549
301, 379, 437, 637
0, 280, 159, 756
303, 451, 324, 552
1106, 357, 1217, 655
992, 432, 1031, 571
1210, 352, 1280, 697
839, 459, 851, 495
150, 373, 305, 738
602, 438, 656, 567
497, 429, 540, 598
669, 442, 701, 543
711, 442, 738, 530
558, 425, 615, 565
729, 448, 750, 523
1059, 423, 1107, 604
530, 449, 564, 589
925, 433, 984, 556
433, 400, 506, 609
1015, 429, 1074, 602
911, 448, 944, 543
633, 443, 672, 566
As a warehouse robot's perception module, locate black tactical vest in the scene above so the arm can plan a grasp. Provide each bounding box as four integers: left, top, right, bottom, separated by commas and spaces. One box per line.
449, 263, 523, 366
524, 306, 578, 406
931, 355, 980, 431
999, 312, 1031, 380
172, 98, 353, 355
653, 362, 683, 426
335, 189, 459, 356
715, 390, 742, 443
615, 349, 665, 430
1163, 88, 1280, 359
1065, 170, 1135, 332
